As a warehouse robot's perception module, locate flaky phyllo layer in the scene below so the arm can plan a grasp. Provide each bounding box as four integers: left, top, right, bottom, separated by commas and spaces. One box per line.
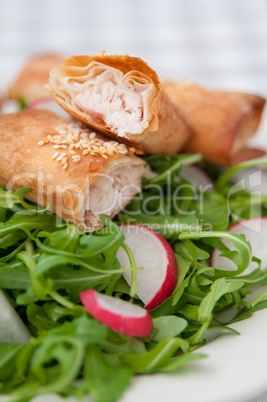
49, 62, 157, 138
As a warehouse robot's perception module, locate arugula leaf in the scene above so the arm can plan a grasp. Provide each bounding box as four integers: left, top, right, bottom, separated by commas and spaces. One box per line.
0, 344, 23, 381
121, 338, 188, 373
80, 345, 133, 402
152, 316, 188, 341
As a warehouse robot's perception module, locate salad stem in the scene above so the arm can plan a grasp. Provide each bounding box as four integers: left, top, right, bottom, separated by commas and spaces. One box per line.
217, 157, 267, 192
147, 153, 202, 184
49, 289, 86, 312
121, 242, 139, 298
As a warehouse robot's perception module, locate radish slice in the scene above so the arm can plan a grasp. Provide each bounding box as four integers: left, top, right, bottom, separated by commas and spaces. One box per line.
27, 97, 71, 119
0, 290, 30, 344
117, 224, 178, 310
231, 166, 267, 196
211, 217, 267, 274
179, 165, 215, 191
79, 289, 153, 337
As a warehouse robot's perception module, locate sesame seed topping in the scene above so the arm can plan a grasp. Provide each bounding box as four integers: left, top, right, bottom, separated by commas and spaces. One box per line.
37, 123, 132, 171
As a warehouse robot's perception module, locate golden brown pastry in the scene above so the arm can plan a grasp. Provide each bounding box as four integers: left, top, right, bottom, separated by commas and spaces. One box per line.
46, 53, 192, 155
8, 53, 65, 104
163, 80, 266, 166
0, 110, 151, 231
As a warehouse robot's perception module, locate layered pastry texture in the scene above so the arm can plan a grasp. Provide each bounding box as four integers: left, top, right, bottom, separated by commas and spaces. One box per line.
0, 110, 151, 231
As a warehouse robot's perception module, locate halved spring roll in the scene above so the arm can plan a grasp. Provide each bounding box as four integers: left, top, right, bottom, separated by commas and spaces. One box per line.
0, 110, 151, 231
47, 53, 192, 155
8, 53, 65, 104
163, 80, 266, 166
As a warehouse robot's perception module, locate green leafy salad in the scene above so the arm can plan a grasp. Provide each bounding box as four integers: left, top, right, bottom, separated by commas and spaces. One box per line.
0, 154, 267, 402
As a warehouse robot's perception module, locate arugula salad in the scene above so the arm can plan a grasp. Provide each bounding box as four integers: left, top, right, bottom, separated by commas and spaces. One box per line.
0, 154, 267, 402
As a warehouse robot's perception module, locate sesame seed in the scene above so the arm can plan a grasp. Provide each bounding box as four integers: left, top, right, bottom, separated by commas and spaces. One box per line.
69, 150, 76, 155
107, 148, 114, 156
53, 144, 61, 149
102, 154, 108, 159
118, 148, 127, 154
52, 152, 59, 159
61, 156, 68, 165
83, 149, 89, 155
38, 140, 45, 146
63, 163, 68, 170
72, 155, 81, 163
89, 132, 96, 139
56, 154, 64, 161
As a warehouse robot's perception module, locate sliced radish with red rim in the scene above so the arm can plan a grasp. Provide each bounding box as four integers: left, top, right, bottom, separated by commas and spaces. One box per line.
117, 224, 178, 310
80, 289, 153, 337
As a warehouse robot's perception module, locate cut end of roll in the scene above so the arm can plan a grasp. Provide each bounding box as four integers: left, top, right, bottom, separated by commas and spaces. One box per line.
83, 159, 152, 231
47, 57, 158, 140
47, 53, 192, 155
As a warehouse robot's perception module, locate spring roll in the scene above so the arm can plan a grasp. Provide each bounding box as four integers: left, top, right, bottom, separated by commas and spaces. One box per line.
46, 53, 192, 155
8, 53, 65, 104
0, 110, 151, 231
163, 80, 266, 166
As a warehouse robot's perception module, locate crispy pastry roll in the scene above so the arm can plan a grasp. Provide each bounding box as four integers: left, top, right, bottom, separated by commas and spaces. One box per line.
47, 53, 192, 155
0, 110, 151, 231
8, 53, 65, 104
163, 80, 266, 166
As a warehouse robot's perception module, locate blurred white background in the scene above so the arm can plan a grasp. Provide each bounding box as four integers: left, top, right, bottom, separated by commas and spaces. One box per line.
0, 0, 267, 94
